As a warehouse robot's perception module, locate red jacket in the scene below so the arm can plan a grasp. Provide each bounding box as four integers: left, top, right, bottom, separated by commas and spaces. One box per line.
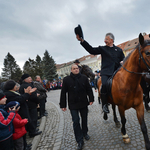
12, 111, 28, 140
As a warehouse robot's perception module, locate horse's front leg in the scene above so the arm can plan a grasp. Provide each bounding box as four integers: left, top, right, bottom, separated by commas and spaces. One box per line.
118, 106, 130, 143
135, 103, 150, 150
112, 104, 121, 128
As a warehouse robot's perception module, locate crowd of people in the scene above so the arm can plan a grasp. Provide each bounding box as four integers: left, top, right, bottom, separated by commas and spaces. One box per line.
0, 74, 48, 150
43, 79, 63, 91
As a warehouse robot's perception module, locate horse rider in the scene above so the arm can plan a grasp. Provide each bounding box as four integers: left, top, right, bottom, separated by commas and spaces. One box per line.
74, 59, 82, 72
76, 32, 125, 113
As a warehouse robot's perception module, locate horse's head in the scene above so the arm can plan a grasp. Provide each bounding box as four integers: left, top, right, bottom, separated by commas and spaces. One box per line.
80, 65, 95, 80
138, 33, 150, 71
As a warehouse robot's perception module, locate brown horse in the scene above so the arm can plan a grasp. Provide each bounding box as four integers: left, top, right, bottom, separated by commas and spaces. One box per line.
98, 33, 150, 150
80, 64, 95, 81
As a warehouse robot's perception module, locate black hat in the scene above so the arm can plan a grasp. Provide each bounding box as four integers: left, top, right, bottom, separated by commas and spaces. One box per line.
0, 92, 6, 101
4, 80, 16, 91
74, 24, 84, 39
74, 59, 80, 63
21, 74, 30, 80
5, 101, 20, 110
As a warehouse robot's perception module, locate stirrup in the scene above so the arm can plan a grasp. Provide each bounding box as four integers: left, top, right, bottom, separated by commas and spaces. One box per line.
103, 104, 110, 113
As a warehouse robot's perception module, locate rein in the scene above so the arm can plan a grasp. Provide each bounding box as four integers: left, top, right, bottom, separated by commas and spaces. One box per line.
122, 43, 150, 75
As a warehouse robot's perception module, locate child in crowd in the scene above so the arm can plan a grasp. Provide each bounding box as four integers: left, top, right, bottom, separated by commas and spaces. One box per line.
5, 101, 28, 150
0, 93, 17, 150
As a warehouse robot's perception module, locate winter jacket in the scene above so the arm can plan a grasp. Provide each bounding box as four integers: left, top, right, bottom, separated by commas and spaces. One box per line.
60, 73, 94, 110
12, 111, 28, 140
19, 82, 40, 109
4, 90, 30, 119
0, 105, 15, 142
33, 81, 47, 100
81, 41, 125, 76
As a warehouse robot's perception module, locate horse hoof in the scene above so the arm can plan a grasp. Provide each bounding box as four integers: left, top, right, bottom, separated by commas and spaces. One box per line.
123, 137, 130, 143
115, 122, 121, 128
147, 109, 150, 113
122, 134, 130, 144
103, 113, 108, 120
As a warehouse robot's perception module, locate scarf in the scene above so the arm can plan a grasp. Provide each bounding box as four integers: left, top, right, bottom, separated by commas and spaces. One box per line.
70, 72, 85, 94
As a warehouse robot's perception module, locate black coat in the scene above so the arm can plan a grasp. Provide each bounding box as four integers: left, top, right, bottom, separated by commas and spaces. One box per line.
33, 81, 47, 100
81, 41, 125, 76
19, 82, 39, 109
60, 73, 94, 110
4, 90, 30, 119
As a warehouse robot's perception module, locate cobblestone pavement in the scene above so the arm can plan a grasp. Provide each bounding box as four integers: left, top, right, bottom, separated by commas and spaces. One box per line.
36, 89, 150, 150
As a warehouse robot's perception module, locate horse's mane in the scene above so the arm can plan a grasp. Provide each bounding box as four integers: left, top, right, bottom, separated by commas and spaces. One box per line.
122, 44, 139, 65
81, 64, 88, 67
123, 40, 150, 65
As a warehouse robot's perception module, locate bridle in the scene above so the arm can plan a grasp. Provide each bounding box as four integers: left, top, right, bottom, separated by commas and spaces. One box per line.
122, 43, 150, 75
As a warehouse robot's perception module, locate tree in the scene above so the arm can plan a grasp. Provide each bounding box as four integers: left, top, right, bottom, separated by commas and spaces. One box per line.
23, 58, 37, 79
35, 55, 43, 78
42, 50, 58, 81
2, 52, 22, 81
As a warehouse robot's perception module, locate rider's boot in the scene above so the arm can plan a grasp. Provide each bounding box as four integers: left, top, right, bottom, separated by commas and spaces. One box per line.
101, 93, 110, 113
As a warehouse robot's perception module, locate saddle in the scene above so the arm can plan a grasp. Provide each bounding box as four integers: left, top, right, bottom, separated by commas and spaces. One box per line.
106, 67, 121, 99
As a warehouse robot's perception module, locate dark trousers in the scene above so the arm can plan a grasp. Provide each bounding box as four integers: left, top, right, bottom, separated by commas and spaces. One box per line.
13, 137, 24, 150
70, 107, 88, 143
23, 134, 27, 150
40, 98, 46, 116
101, 75, 111, 93
25, 110, 36, 134
29, 108, 38, 132
0, 136, 14, 150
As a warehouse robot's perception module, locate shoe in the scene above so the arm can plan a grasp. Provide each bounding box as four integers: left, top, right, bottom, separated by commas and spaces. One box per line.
36, 128, 39, 132
44, 112, 48, 115
84, 134, 90, 140
37, 122, 40, 127
38, 116, 41, 119
103, 104, 110, 113
25, 147, 31, 150
77, 141, 84, 150
43, 113, 48, 116
29, 131, 42, 138
27, 143, 32, 148
41, 113, 48, 118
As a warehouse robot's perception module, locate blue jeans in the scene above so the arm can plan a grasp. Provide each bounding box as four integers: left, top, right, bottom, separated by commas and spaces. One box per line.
70, 107, 88, 143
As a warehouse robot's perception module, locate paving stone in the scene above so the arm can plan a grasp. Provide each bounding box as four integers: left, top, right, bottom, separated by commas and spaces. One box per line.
28, 89, 150, 150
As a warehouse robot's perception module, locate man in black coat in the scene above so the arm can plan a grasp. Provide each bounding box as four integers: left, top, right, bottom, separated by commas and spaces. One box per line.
60, 64, 94, 150
76, 32, 125, 114
33, 75, 48, 118
19, 74, 42, 137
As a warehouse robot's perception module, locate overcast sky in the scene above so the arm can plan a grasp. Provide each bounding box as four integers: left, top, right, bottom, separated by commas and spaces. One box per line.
0, 0, 150, 75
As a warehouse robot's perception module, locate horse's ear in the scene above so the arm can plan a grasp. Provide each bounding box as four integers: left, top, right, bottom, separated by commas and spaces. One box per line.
139, 33, 144, 46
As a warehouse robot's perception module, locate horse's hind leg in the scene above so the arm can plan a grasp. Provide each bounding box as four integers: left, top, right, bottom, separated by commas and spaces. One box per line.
135, 104, 150, 150
112, 104, 120, 128
118, 106, 130, 143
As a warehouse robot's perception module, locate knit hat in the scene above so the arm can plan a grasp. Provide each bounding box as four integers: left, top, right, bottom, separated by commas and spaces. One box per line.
0, 92, 6, 101
5, 101, 20, 110
21, 74, 30, 80
4, 80, 16, 91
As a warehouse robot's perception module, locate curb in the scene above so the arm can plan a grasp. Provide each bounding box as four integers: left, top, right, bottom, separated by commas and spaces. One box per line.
31, 116, 46, 150
49, 101, 64, 150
